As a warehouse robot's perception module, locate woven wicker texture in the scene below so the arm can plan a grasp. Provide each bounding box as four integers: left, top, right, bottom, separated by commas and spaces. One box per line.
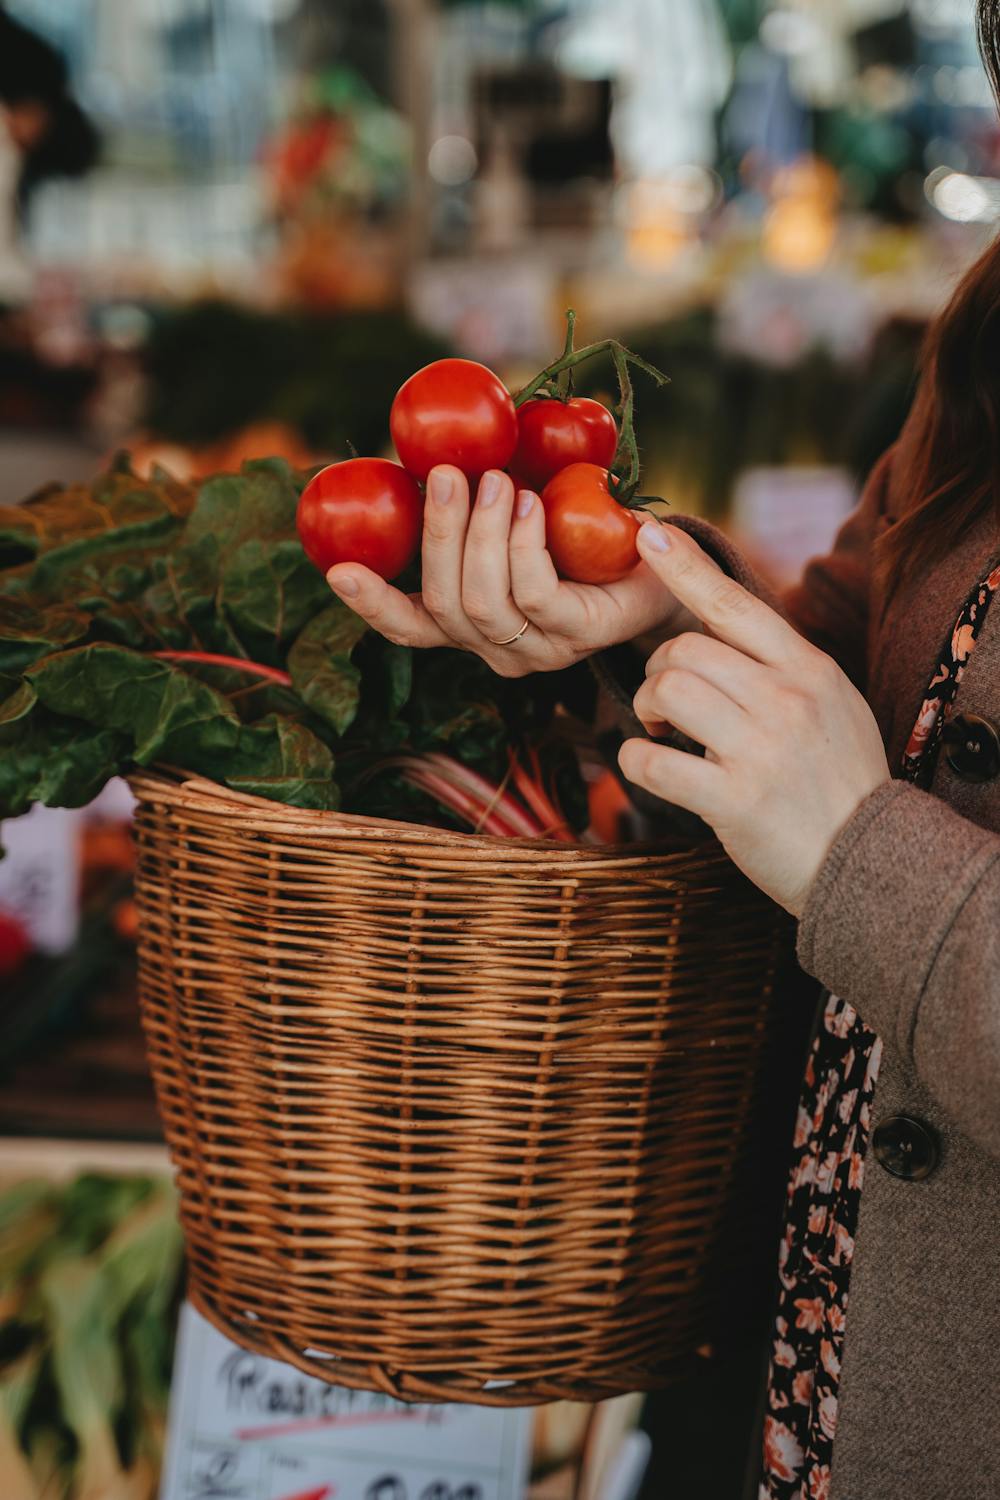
131, 772, 805, 1406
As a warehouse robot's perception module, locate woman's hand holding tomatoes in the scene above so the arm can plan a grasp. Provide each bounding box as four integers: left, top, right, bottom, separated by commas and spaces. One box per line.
325, 466, 688, 678
299, 342, 684, 665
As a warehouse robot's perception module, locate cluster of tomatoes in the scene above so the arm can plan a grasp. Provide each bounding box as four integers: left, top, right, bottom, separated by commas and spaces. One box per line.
296, 358, 644, 588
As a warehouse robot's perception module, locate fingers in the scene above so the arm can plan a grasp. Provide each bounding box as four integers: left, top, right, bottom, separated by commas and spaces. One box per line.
420, 466, 477, 641
461, 471, 527, 640
644, 631, 769, 711
618, 738, 722, 819
326, 565, 450, 648
633, 668, 747, 759
508, 489, 566, 626
636, 523, 804, 667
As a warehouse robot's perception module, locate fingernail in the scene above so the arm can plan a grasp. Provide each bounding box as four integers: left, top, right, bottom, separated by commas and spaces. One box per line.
327, 570, 359, 598
639, 522, 671, 553
429, 469, 455, 506
479, 471, 503, 508
516, 490, 535, 519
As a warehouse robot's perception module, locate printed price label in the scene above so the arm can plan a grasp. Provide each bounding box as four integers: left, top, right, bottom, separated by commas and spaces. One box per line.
160, 1305, 532, 1500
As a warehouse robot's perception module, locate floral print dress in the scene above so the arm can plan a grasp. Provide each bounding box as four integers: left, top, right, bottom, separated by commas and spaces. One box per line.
759, 562, 1000, 1500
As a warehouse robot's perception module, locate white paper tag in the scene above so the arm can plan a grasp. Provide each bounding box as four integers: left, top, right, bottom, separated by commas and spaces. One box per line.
0, 803, 82, 954
160, 1305, 533, 1500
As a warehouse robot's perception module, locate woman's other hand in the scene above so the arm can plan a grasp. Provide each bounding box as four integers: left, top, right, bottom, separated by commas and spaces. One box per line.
325, 465, 689, 678
620, 522, 891, 918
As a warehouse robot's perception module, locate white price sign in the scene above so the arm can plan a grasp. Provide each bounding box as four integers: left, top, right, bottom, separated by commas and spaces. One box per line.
160, 1306, 533, 1500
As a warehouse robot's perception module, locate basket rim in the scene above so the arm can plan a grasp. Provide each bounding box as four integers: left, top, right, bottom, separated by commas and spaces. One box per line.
129, 769, 725, 870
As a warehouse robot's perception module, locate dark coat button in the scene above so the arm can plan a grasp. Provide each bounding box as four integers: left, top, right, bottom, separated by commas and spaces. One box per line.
872, 1115, 940, 1182
943, 712, 1000, 782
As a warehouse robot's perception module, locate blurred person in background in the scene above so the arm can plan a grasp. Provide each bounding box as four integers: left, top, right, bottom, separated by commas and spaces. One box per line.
0, 10, 99, 440
0, 9, 98, 307
322, 3, 1000, 1496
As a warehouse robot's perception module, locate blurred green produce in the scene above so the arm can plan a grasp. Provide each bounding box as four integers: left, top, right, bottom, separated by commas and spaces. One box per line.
0, 1173, 183, 1500
143, 303, 451, 458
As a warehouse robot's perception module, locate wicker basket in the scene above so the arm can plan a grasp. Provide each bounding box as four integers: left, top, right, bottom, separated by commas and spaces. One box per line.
131, 772, 809, 1407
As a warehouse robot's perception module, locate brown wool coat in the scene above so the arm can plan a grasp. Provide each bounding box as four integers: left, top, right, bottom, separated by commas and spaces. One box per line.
671, 400, 1000, 1500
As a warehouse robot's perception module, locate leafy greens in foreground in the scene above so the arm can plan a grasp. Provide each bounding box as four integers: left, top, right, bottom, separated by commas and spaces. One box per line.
0, 457, 581, 829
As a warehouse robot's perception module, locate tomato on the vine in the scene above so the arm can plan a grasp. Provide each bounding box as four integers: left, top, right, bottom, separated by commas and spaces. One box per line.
541, 463, 642, 585
390, 358, 518, 483
297, 458, 423, 582
511, 397, 618, 492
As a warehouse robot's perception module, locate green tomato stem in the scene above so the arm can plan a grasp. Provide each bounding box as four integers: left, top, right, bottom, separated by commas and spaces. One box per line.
557, 308, 577, 400
609, 345, 640, 504
512, 318, 669, 507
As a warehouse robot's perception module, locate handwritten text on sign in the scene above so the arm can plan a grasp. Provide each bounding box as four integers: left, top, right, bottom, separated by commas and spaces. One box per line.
159, 1305, 532, 1500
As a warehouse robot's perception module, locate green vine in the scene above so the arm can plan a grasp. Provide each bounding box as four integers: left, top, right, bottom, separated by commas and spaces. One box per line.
513, 310, 670, 506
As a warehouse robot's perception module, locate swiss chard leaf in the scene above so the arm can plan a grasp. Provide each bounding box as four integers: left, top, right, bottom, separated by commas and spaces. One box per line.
371, 641, 413, 719
384, 645, 413, 716
406, 650, 508, 772
287, 602, 369, 736
8, 647, 341, 816
225, 714, 338, 809
25, 644, 241, 768
0, 693, 130, 820
0, 599, 92, 676
163, 462, 329, 663
12, 471, 192, 591
0, 681, 37, 726
221, 535, 328, 646
141, 549, 249, 659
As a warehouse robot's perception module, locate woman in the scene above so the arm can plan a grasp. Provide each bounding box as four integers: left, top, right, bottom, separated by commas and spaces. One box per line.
325, 8, 1000, 1494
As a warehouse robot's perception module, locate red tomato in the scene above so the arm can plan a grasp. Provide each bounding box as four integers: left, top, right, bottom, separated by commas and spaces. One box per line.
511, 397, 618, 492
541, 463, 642, 585
390, 359, 518, 483
0, 909, 31, 980
297, 458, 423, 582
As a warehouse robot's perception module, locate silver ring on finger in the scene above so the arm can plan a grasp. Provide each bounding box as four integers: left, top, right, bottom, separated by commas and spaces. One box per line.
486, 617, 530, 647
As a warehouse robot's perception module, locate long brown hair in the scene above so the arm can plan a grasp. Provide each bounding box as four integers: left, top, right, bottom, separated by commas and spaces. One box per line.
880, 0, 1000, 591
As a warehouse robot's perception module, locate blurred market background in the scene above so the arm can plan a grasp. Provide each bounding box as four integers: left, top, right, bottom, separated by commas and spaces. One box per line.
0, 2, 995, 1498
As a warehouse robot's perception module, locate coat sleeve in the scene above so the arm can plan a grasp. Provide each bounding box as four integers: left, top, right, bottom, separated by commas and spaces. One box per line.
798, 779, 1000, 1158
781, 445, 896, 689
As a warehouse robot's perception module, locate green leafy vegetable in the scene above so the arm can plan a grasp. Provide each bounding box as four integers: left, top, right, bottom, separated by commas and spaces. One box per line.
0, 697, 130, 820
287, 601, 369, 735
0, 464, 191, 570
0, 600, 92, 677
26, 646, 242, 768
226, 713, 338, 808
153, 462, 330, 663
0, 454, 585, 832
